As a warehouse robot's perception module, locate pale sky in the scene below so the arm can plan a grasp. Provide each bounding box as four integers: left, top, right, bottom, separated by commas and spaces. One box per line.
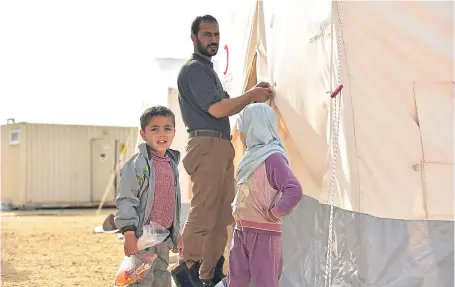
0, 0, 231, 127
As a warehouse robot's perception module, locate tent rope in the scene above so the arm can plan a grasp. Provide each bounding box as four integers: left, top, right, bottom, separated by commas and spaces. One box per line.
324, 1, 344, 287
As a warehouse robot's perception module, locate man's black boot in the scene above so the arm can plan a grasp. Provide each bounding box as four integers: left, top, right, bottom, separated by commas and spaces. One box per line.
189, 261, 202, 286
171, 261, 203, 287
211, 256, 227, 285
171, 262, 192, 287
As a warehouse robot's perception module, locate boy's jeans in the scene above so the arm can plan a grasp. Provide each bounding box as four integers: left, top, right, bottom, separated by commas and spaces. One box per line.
129, 238, 174, 287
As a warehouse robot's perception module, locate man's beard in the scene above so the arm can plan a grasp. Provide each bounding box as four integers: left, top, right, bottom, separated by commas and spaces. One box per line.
197, 39, 218, 57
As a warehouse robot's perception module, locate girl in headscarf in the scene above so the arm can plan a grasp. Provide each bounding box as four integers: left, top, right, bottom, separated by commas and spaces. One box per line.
227, 103, 302, 287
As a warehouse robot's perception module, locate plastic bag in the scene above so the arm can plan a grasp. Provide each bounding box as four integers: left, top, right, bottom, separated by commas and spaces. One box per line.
114, 253, 157, 286
136, 222, 170, 250
114, 222, 170, 286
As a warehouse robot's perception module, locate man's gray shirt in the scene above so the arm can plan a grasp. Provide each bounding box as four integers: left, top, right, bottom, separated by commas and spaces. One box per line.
177, 53, 231, 135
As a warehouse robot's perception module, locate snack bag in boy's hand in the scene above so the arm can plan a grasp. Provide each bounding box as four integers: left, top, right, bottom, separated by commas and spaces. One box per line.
113, 222, 170, 287
114, 253, 157, 286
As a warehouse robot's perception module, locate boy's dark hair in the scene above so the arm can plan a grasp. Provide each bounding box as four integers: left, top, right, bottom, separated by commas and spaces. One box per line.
140, 106, 175, 130
191, 15, 218, 36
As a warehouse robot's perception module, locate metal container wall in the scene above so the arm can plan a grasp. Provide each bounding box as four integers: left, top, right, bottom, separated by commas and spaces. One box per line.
1, 122, 137, 208
1, 123, 28, 205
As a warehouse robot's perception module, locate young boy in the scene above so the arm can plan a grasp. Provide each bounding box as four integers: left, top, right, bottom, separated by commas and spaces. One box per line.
115, 106, 184, 287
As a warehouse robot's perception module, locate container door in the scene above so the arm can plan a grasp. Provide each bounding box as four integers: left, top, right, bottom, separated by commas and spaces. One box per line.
91, 139, 116, 204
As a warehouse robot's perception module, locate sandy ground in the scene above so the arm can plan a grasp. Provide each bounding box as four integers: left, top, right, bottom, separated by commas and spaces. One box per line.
1, 209, 126, 287
1, 208, 232, 287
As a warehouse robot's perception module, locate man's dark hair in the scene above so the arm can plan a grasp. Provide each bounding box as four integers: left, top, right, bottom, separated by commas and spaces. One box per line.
191, 14, 218, 36
140, 106, 175, 130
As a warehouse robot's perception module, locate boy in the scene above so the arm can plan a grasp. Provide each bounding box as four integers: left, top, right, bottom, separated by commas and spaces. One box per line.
115, 106, 184, 287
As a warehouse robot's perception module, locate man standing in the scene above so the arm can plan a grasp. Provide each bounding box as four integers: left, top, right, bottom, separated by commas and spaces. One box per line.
174, 15, 273, 287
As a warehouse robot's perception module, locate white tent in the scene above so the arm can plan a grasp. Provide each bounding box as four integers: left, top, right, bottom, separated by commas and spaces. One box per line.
210, 0, 454, 286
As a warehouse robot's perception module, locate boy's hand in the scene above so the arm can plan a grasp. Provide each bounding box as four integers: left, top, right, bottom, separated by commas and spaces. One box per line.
171, 234, 184, 254
124, 231, 139, 257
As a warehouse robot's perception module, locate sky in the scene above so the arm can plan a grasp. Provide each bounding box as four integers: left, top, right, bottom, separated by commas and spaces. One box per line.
0, 0, 231, 127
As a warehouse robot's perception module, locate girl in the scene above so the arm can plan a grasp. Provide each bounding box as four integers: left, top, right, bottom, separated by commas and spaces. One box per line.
228, 103, 302, 287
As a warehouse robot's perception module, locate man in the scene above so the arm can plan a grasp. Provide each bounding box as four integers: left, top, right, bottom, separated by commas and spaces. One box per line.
173, 15, 273, 287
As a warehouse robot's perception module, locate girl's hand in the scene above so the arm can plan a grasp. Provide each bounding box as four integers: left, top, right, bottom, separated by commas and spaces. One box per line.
124, 231, 139, 256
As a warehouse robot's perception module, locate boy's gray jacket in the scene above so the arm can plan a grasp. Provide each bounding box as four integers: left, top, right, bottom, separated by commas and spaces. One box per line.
114, 143, 181, 248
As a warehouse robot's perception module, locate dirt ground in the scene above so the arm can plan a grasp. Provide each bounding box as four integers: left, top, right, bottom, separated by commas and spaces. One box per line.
1, 208, 232, 287
1, 208, 126, 287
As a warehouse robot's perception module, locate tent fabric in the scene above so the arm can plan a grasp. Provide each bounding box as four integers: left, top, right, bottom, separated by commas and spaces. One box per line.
215, 0, 262, 170
212, 1, 455, 286
280, 195, 454, 287
248, 0, 454, 221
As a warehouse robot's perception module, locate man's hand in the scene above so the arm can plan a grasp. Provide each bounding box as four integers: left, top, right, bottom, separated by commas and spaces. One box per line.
255, 81, 272, 89
172, 234, 184, 254
248, 85, 273, 103
207, 81, 273, 118
124, 231, 139, 257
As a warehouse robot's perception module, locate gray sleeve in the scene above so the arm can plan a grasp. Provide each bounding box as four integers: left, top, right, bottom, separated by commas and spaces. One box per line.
186, 64, 224, 112
114, 155, 144, 233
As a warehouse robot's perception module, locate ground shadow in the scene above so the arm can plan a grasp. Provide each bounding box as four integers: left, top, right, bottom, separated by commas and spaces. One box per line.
1, 260, 30, 283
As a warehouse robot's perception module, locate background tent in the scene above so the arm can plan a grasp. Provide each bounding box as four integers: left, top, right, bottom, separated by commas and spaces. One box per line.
213, 0, 454, 286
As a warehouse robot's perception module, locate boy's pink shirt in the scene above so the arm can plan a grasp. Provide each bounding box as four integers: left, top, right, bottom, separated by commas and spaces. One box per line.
147, 152, 175, 229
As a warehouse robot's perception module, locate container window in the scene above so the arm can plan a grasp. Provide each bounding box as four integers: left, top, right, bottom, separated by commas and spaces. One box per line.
9, 129, 20, 145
